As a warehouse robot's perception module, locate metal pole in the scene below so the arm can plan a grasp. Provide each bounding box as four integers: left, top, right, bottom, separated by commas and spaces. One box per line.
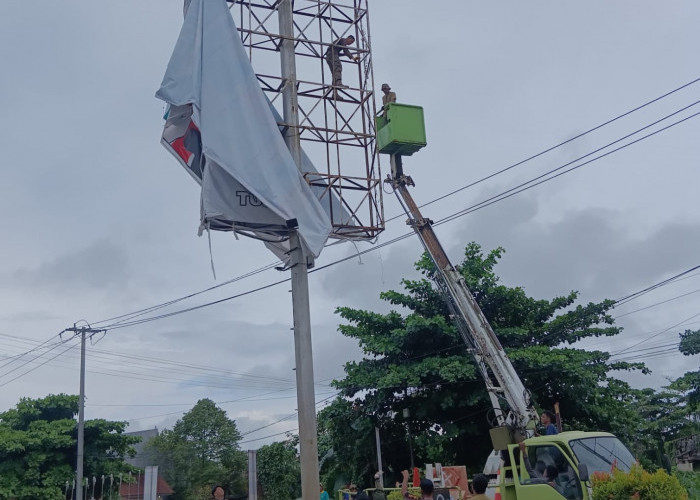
76, 329, 87, 500
278, 0, 302, 169
248, 450, 258, 500
278, 3, 320, 500
374, 427, 384, 489
407, 424, 414, 470
289, 230, 320, 500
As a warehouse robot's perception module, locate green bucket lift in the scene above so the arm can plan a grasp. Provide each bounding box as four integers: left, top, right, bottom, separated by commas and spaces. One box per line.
375, 103, 426, 156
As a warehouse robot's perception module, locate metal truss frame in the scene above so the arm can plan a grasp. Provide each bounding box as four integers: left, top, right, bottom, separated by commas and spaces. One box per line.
230, 0, 384, 240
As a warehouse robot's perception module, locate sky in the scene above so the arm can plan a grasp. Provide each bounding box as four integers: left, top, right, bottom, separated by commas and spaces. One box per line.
1, 0, 699, 452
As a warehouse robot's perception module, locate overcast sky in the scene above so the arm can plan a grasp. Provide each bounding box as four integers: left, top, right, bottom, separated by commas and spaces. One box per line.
1, 0, 699, 449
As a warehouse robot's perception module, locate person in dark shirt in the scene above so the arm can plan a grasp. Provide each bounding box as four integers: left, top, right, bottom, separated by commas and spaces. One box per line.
541, 410, 558, 435
469, 474, 490, 500
325, 35, 359, 88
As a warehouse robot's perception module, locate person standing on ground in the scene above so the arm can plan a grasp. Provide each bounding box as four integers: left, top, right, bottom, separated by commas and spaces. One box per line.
401, 470, 433, 500
467, 474, 489, 500
541, 410, 558, 435
211, 486, 225, 500
325, 35, 359, 88
372, 471, 387, 500
320, 483, 330, 500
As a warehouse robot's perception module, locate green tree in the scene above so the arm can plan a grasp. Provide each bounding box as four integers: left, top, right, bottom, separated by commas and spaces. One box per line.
320, 243, 647, 483
148, 398, 246, 500
0, 393, 137, 500
675, 329, 700, 409
257, 438, 301, 500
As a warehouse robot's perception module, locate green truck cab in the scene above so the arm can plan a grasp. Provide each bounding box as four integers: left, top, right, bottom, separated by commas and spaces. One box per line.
498, 432, 635, 500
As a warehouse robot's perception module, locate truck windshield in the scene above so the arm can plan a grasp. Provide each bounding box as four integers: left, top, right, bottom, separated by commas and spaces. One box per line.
570, 436, 635, 474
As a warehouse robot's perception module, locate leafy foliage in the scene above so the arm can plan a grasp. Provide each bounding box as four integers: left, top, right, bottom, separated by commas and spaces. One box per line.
591, 465, 688, 500
148, 399, 246, 500
676, 330, 700, 408
674, 470, 700, 500
629, 384, 700, 470
0, 394, 137, 500
320, 243, 648, 483
257, 438, 301, 500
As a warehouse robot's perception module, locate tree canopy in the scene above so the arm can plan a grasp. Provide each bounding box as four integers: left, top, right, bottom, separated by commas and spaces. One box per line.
0, 393, 137, 500
148, 398, 246, 500
318, 243, 650, 486
256, 438, 301, 500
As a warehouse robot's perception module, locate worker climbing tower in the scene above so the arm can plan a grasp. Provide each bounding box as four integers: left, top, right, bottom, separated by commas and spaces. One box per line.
229, 0, 384, 240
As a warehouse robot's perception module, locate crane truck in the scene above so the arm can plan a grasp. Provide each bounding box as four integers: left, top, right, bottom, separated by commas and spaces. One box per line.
375, 103, 636, 500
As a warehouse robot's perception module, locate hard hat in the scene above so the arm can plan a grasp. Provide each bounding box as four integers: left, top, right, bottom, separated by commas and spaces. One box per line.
381, 83, 390, 91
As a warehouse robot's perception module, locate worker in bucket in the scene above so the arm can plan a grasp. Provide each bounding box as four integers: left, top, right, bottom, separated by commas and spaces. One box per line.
325, 35, 359, 89
380, 83, 396, 117
381, 83, 396, 108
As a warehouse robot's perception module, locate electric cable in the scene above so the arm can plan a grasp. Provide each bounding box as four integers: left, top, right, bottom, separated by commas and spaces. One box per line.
614, 287, 700, 319
385, 76, 700, 223
95, 104, 700, 332
614, 266, 700, 307
434, 107, 700, 227
0, 338, 80, 388
85, 79, 700, 332
612, 310, 700, 357
91, 260, 281, 327
0, 331, 65, 372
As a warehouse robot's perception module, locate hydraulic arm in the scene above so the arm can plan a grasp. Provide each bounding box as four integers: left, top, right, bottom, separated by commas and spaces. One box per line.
386, 155, 539, 434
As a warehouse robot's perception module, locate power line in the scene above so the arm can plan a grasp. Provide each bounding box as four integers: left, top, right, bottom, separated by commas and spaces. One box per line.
85, 78, 700, 332
102, 277, 291, 330
91, 261, 281, 328
0, 333, 313, 391
0, 331, 65, 372
90, 105, 699, 335
612, 310, 700, 357
434, 107, 700, 227
387, 76, 700, 222
614, 266, 700, 306
614, 287, 700, 319
0, 339, 80, 389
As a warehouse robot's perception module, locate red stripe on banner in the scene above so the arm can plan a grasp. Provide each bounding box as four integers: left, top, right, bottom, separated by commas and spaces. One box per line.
170, 121, 200, 165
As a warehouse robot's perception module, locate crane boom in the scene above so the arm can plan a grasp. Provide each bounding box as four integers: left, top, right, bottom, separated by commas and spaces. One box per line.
387, 155, 539, 433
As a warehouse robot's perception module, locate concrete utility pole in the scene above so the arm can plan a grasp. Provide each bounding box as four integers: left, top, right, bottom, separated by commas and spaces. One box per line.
278, 3, 320, 500
374, 427, 384, 488
248, 450, 258, 500
65, 324, 106, 500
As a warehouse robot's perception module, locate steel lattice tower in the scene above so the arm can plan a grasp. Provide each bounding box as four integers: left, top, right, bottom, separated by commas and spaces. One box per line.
230, 0, 384, 240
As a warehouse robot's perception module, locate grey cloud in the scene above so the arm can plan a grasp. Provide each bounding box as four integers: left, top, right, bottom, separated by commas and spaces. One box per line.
317, 238, 426, 313
11, 239, 129, 291
0, 310, 59, 322
448, 192, 700, 303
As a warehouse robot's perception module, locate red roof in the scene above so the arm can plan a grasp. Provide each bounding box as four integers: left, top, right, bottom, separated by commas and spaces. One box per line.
119, 475, 174, 498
